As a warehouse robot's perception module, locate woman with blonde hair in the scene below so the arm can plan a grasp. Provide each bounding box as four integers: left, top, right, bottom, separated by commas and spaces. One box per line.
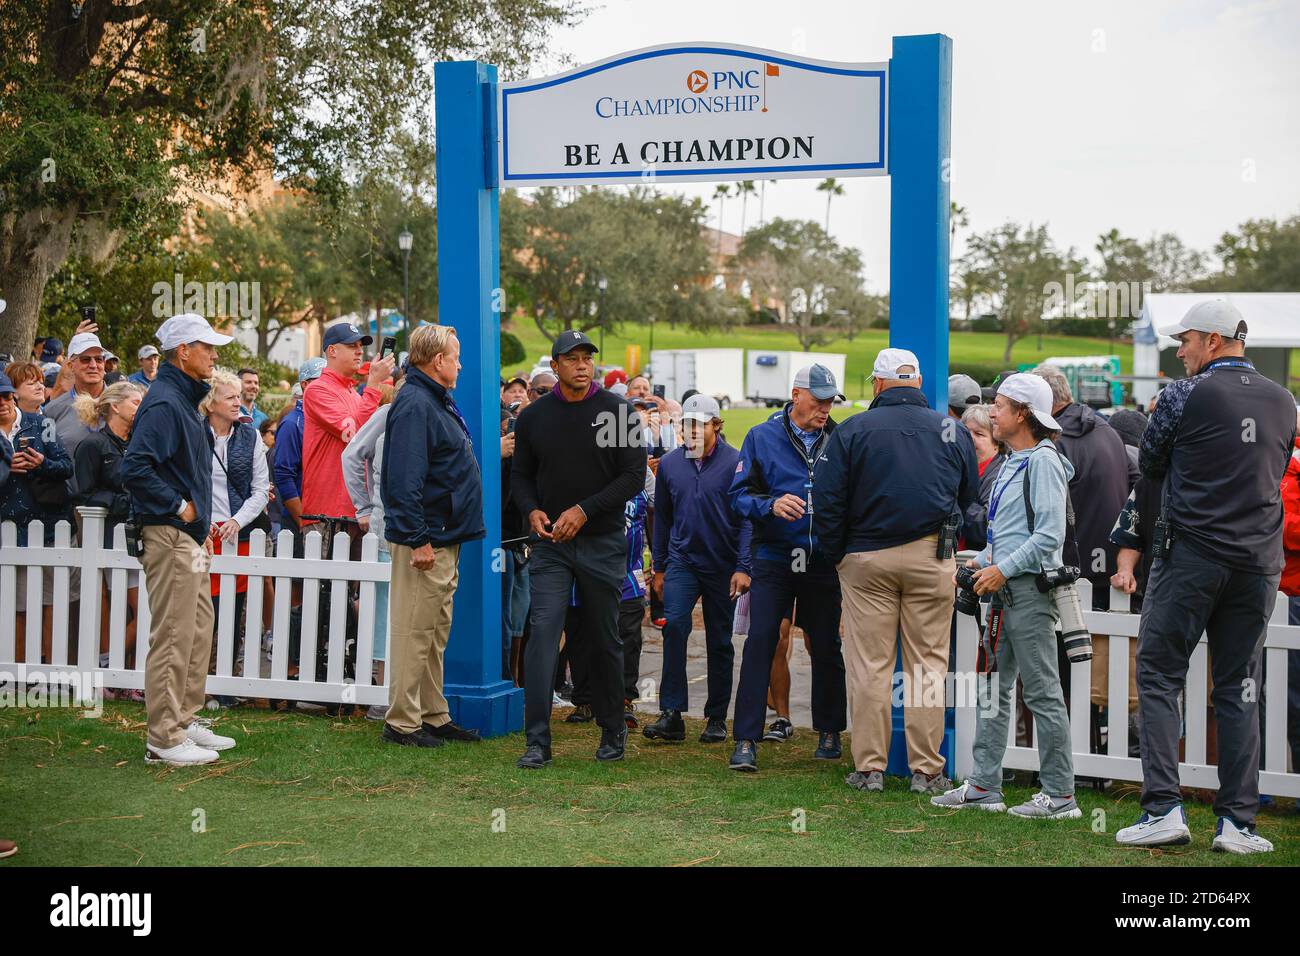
74, 380, 146, 683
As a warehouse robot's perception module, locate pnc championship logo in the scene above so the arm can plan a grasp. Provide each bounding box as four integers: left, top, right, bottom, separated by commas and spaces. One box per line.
686, 69, 708, 93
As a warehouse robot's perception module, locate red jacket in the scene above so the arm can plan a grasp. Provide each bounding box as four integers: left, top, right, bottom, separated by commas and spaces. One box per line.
1282, 439, 1300, 596
301, 368, 382, 521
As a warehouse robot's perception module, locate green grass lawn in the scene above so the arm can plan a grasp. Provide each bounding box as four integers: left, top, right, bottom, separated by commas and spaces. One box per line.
504, 321, 1133, 401
3, 702, 1294, 867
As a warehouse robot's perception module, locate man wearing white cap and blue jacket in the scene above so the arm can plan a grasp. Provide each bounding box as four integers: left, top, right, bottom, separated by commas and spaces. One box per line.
122, 313, 239, 767
1116, 299, 1295, 854
727, 363, 848, 772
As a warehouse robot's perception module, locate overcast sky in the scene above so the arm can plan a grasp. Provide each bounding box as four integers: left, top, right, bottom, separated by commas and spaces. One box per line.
518, 0, 1300, 293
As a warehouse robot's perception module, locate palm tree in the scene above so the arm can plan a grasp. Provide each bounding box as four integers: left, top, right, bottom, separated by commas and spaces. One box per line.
759, 178, 777, 228
712, 183, 730, 257
735, 180, 757, 238
817, 178, 844, 233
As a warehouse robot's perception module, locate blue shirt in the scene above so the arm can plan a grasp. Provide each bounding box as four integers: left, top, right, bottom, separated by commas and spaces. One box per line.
273, 400, 305, 503
622, 492, 649, 601
127, 370, 154, 390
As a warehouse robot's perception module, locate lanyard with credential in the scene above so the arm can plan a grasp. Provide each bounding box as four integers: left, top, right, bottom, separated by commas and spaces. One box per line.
986, 458, 1029, 542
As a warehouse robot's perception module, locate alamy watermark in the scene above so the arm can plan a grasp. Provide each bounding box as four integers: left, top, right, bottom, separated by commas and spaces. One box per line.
152, 273, 259, 323
1, 666, 104, 717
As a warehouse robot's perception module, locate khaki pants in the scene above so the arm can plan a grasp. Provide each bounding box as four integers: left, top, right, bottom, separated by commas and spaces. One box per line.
386, 542, 461, 735
837, 535, 954, 776
140, 525, 215, 750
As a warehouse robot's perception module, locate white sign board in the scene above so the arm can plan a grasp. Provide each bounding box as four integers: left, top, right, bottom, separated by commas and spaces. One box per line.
499, 43, 887, 187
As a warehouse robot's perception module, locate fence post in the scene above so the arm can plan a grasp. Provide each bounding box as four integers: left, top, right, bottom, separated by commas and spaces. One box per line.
76, 507, 107, 672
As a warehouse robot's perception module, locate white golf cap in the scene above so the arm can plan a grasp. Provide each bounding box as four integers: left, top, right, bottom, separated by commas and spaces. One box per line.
137, 344, 160, 360
156, 313, 233, 351
947, 373, 982, 409
682, 393, 721, 422
873, 347, 920, 380
67, 332, 105, 357
1159, 299, 1247, 342
997, 372, 1061, 432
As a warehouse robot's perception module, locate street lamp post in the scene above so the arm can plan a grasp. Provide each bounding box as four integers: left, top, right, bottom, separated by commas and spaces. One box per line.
648, 313, 656, 360
398, 229, 413, 351
597, 276, 608, 355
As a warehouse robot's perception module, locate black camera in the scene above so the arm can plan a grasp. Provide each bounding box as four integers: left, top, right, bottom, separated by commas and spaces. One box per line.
954, 565, 981, 616
1035, 565, 1080, 593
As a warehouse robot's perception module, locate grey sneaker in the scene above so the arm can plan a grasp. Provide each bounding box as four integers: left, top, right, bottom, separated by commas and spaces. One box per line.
845, 770, 884, 793
910, 771, 952, 794
1009, 791, 1082, 820
930, 781, 1006, 811
365, 703, 388, 721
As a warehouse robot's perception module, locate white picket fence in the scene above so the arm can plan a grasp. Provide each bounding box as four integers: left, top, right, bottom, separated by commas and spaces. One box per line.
0, 507, 391, 706
952, 578, 1300, 798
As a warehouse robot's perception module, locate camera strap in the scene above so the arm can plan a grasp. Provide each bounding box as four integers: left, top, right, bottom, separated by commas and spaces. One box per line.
979, 599, 1003, 675
1021, 445, 1081, 569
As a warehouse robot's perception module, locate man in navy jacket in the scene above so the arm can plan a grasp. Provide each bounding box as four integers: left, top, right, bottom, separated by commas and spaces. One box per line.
727, 364, 848, 772
643, 394, 752, 745
380, 325, 485, 749
814, 348, 978, 796
122, 313, 237, 768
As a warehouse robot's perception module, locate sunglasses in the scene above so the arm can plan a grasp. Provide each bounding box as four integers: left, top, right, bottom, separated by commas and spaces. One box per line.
75, 354, 106, 365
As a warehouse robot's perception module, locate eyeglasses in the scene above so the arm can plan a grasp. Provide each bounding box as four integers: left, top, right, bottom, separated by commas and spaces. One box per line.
75, 354, 106, 365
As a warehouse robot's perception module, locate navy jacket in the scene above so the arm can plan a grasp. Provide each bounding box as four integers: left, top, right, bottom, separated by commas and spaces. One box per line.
121, 361, 214, 544
813, 388, 979, 564
729, 404, 836, 564
273, 400, 305, 503
381, 367, 486, 549
653, 439, 752, 578
1, 411, 74, 546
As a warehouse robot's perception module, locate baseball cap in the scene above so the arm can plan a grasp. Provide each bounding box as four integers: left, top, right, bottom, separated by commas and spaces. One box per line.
156, 313, 234, 351
609, 382, 628, 397
323, 322, 373, 349
996, 373, 1061, 432
0, 372, 14, 396
1159, 299, 1248, 342
682, 393, 720, 423
298, 357, 326, 383
68, 332, 105, 357
552, 329, 598, 358
872, 347, 920, 380
792, 363, 841, 400
137, 344, 159, 360
947, 373, 982, 409
603, 368, 627, 388
504, 375, 529, 390
40, 337, 64, 361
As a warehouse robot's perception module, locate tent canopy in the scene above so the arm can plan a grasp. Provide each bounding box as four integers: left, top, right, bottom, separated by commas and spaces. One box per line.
1136, 293, 1300, 350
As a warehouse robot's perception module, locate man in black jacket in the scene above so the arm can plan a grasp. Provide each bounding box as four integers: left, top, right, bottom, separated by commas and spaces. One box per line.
511, 330, 646, 767
380, 325, 485, 749
121, 313, 236, 768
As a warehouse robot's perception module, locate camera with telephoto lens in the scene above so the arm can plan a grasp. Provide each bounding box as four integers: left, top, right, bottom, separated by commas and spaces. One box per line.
954, 565, 981, 616
1035, 566, 1092, 663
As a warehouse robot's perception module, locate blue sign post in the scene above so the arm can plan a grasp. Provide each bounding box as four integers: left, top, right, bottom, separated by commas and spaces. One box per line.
433, 37, 951, 740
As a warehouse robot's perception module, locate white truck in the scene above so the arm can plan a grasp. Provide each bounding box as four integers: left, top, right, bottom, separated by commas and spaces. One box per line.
746, 350, 849, 406
648, 348, 745, 407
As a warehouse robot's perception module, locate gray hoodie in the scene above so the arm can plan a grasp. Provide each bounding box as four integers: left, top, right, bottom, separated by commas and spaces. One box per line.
341, 404, 389, 550
975, 439, 1076, 578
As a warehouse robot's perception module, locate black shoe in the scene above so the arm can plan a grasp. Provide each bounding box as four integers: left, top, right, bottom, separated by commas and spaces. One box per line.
762, 717, 794, 741
814, 731, 842, 760
423, 721, 482, 743
564, 703, 594, 723
516, 744, 553, 769
729, 739, 758, 772
382, 724, 445, 748
595, 728, 627, 762
642, 710, 686, 742
699, 718, 727, 743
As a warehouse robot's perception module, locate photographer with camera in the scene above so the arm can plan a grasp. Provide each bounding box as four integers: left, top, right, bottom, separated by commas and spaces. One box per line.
1116, 300, 1296, 854
933, 373, 1082, 820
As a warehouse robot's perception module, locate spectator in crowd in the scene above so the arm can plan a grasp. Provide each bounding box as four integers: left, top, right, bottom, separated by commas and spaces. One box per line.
238, 368, 268, 428
258, 417, 275, 450
1280, 408, 1300, 776
816, 349, 977, 795
380, 324, 485, 748
933, 373, 1081, 819
1117, 301, 1295, 853
1107, 408, 1148, 474
501, 375, 529, 409
529, 370, 556, 401
301, 324, 394, 539
128, 345, 160, 389
619, 469, 654, 727
103, 352, 124, 385
4, 361, 47, 415
763, 611, 806, 742
500, 404, 531, 683
201, 369, 271, 705
511, 330, 646, 768
273, 358, 325, 534
39, 337, 64, 365
663, 398, 684, 448
947, 373, 983, 419
627, 374, 652, 401
960, 403, 1005, 552
0, 370, 75, 661
121, 313, 238, 767
45, 332, 109, 464
45, 363, 71, 399
728, 364, 848, 772
342, 382, 399, 720
73, 381, 145, 678
644, 394, 751, 745
603, 368, 628, 390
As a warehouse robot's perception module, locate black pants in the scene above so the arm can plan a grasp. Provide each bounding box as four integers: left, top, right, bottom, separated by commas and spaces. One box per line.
560, 595, 644, 705
621, 597, 646, 702
733, 557, 846, 742
524, 531, 626, 747
1136, 542, 1279, 825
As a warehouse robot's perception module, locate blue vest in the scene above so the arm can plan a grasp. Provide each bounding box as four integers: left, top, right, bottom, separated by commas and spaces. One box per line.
221, 422, 257, 539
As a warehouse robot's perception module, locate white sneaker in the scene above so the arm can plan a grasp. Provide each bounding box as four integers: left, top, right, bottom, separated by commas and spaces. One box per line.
185, 718, 236, 751
1008, 791, 1082, 820
1212, 817, 1273, 855
145, 739, 220, 767
1115, 805, 1191, 847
